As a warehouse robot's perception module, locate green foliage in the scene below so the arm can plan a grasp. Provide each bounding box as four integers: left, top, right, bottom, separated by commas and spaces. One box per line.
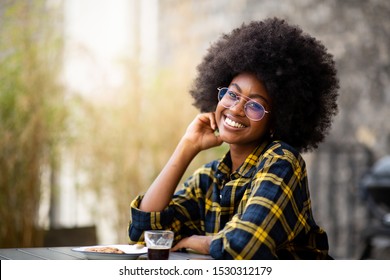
0, 0, 227, 246
0, 0, 66, 247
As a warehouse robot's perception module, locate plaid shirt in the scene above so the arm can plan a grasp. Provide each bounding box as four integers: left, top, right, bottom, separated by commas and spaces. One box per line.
128, 140, 330, 259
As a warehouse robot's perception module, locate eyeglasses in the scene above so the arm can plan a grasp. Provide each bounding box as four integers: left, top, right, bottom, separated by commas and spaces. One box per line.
217, 87, 270, 121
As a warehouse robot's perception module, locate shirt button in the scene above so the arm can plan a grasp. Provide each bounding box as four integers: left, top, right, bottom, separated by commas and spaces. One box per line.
219, 194, 222, 199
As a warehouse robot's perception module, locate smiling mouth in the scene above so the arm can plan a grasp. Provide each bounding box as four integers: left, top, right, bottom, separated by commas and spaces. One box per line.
225, 116, 247, 128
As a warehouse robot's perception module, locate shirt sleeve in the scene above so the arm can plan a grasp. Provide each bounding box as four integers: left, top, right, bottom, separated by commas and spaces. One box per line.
210, 147, 309, 259
128, 168, 208, 245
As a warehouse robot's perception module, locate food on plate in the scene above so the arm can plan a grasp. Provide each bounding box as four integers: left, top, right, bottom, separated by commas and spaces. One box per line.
85, 246, 125, 254
134, 244, 145, 250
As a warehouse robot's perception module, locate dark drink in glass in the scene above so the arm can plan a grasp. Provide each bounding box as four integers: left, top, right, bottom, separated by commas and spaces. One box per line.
147, 246, 170, 260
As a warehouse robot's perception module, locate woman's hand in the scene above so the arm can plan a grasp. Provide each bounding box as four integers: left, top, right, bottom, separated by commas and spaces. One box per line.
182, 112, 223, 153
171, 235, 213, 255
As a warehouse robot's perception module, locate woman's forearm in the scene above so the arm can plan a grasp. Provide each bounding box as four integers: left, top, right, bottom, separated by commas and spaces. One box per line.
139, 138, 199, 212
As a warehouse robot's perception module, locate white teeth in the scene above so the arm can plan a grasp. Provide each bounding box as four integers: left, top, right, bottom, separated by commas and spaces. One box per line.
225, 117, 245, 128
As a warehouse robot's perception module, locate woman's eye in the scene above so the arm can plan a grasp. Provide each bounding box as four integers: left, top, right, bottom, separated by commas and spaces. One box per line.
227, 91, 238, 99
247, 101, 263, 110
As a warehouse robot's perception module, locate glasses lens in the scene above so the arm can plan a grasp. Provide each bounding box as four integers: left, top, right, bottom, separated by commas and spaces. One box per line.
218, 88, 228, 100
245, 101, 265, 121
218, 88, 236, 107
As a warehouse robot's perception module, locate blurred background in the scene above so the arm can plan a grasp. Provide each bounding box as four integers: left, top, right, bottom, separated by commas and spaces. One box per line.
1, 0, 390, 259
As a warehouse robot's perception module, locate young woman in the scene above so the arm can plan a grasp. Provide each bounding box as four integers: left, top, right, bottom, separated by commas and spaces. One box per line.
128, 17, 339, 259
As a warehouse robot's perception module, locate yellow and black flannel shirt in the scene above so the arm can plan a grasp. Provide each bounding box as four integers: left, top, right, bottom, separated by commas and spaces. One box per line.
128, 140, 331, 259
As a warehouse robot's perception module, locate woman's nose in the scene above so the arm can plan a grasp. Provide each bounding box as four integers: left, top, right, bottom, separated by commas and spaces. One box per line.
229, 99, 246, 116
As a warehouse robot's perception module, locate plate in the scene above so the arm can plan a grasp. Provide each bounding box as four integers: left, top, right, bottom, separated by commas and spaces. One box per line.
72, 244, 147, 260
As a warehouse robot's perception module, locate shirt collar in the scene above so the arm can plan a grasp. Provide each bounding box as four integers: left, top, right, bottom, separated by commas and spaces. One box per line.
217, 140, 272, 180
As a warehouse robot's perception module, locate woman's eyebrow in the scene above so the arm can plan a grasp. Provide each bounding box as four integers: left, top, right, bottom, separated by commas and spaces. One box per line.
230, 83, 243, 92
230, 83, 270, 105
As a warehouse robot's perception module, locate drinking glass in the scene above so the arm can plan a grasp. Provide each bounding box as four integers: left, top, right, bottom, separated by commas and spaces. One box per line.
144, 230, 174, 260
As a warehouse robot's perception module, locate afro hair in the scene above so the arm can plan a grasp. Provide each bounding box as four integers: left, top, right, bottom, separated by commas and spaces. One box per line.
189, 17, 339, 152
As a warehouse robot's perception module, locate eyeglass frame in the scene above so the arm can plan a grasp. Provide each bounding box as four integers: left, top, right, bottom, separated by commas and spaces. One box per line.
217, 87, 270, 121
